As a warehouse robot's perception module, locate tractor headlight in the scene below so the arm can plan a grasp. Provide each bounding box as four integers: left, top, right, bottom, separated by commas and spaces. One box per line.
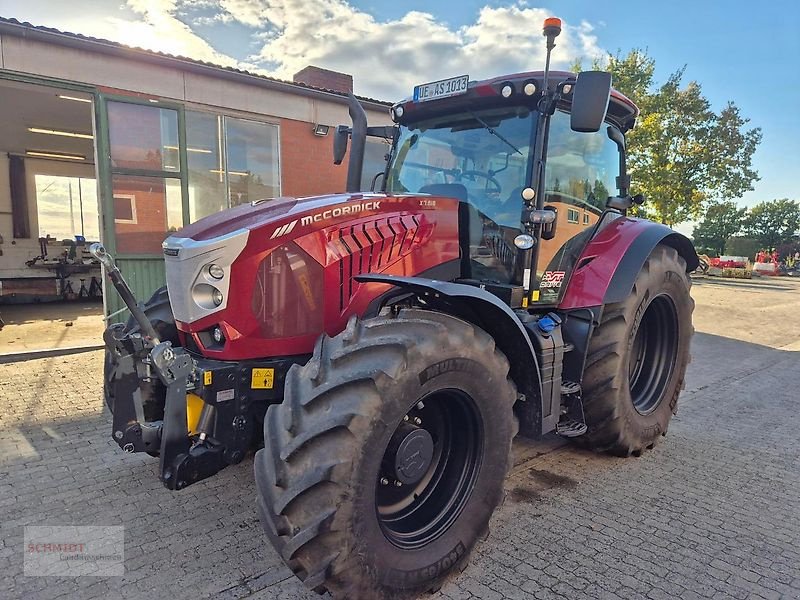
514, 234, 535, 250
212, 288, 223, 307
391, 104, 404, 121
192, 283, 225, 310
212, 326, 224, 343
500, 83, 514, 98
207, 264, 225, 280
523, 81, 537, 96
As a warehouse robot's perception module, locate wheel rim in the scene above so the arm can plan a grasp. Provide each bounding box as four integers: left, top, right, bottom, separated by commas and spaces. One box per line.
628, 294, 680, 414
376, 389, 483, 550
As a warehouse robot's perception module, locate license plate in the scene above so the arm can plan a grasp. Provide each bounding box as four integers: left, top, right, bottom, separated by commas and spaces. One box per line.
413, 75, 469, 103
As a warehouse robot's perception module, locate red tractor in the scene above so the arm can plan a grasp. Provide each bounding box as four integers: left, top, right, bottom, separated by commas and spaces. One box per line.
95, 18, 696, 599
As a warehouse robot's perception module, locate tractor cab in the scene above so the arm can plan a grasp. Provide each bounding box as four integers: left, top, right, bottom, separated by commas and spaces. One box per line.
337, 61, 640, 308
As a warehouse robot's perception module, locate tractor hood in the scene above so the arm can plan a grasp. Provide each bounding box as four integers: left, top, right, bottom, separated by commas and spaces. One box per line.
162, 191, 461, 360
169, 193, 386, 242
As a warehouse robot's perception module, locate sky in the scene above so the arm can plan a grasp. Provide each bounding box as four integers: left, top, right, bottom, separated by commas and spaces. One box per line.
1, 0, 798, 231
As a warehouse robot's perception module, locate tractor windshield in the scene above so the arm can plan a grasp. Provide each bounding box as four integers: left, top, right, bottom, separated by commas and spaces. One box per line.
385, 107, 536, 283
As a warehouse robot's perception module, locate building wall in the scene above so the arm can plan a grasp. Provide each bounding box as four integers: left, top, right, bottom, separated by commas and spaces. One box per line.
0, 35, 391, 134
0, 30, 393, 302
280, 117, 349, 197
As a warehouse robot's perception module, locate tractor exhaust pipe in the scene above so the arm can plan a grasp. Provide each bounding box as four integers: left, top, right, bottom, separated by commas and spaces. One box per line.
89, 243, 160, 342
345, 93, 367, 192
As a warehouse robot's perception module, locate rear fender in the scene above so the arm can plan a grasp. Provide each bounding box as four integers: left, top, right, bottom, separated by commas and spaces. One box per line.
355, 274, 544, 438
560, 218, 698, 310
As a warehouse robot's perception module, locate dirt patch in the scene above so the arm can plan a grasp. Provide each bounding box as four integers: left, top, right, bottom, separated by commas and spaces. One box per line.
509, 487, 542, 503
527, 468, 578, 490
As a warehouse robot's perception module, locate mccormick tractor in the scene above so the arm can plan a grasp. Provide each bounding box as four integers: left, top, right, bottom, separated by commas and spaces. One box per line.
96, 18, 697, 600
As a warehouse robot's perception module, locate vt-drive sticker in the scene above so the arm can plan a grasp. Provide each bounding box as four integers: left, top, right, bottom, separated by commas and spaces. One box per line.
540, 271, 565, 289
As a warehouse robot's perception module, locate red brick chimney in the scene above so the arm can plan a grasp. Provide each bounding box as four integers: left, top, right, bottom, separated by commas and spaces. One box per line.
293, 66, 353, 94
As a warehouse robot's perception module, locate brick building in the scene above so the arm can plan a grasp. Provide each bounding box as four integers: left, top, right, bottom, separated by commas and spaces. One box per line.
0, 17, 391, 320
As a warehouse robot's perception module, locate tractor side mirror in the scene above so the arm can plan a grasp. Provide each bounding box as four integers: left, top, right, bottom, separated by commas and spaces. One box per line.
570, 71, 612, 133
333, 125, 350, 165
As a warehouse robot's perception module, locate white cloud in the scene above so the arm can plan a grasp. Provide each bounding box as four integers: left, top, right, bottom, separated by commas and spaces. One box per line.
3, 0, 605, 100
209, 1, 604, 99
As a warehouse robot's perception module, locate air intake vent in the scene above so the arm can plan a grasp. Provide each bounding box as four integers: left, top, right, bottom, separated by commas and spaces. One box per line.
329, 215, 420, 311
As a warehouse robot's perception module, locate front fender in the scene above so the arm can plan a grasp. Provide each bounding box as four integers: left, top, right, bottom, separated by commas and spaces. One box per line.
560, 218, 698, 310
356, 274, 544, 438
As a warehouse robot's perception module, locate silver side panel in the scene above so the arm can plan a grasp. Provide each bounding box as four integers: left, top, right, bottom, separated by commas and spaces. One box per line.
162, 229, 250, 324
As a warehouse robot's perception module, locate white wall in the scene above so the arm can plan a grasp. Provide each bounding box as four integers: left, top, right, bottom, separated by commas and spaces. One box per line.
0, 35, 392, 128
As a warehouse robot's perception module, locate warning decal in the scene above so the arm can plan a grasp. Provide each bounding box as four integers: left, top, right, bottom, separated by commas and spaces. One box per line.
251, 368, 275, 389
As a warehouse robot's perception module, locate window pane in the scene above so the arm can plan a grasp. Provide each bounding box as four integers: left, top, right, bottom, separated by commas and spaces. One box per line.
186, 111, 228, 221
113, 175, 182, 254
35, 174, 100, 241
533, 110, 621, 304
108, 102, 179, 172
224, 117, 280, 206
544, 110, 619, 212
361, 139, 391, 190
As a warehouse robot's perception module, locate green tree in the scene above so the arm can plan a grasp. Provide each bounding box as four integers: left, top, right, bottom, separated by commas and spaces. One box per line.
691, 201, 746, 256
581, 50, 761, 226
724, 237, 760, 259
742, 198, 800, 251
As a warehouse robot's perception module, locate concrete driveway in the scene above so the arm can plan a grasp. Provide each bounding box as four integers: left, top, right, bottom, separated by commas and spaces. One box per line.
2, 276, 799, 599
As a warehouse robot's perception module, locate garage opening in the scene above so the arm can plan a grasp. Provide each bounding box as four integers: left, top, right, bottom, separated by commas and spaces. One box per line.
0, 79, 103, 355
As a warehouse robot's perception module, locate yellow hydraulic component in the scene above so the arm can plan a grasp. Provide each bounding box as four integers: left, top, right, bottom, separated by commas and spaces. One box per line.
186, 393, 205, 435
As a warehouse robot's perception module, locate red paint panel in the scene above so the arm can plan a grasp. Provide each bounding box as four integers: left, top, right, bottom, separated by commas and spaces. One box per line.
178, 194, 459, 360
559, 217, 652, 310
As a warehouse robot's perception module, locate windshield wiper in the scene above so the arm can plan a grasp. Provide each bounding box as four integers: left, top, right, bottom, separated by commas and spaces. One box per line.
468, 111, 522, 156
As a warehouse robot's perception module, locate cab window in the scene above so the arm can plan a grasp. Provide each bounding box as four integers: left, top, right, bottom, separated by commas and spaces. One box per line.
534, 110, 621, 303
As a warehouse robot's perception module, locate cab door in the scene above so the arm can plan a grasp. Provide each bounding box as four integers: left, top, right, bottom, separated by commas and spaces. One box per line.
532, 110, 622, 305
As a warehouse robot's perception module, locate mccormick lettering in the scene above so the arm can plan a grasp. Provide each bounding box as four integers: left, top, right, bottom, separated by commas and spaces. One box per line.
300, 201, 382, 226
540, 271, 565, 289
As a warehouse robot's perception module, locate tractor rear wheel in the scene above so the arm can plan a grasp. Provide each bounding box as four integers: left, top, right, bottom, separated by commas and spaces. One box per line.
254, 309, 516, 599
578, 244, 693, 456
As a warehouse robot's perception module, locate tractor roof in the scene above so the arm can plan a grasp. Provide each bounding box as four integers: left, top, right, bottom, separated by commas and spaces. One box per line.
395, 70, 639, 132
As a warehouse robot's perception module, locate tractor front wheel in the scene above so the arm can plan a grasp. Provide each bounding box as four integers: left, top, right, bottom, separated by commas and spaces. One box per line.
254, 309, 517, 599
579, 244, 694, 456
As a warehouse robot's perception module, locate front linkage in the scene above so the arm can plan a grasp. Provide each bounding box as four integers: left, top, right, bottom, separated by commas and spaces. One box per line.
93, 244, 245, 490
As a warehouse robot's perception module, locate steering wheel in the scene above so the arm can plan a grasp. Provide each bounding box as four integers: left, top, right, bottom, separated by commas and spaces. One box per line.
458, 170, 502, 194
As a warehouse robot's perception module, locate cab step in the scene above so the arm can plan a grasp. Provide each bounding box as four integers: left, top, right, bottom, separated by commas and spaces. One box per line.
556, 419, 588, 437
561, 380, 581, 395
557, 380, 587, 437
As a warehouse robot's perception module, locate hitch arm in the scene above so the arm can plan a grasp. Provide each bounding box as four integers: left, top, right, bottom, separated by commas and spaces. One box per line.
89, 243, 160, 341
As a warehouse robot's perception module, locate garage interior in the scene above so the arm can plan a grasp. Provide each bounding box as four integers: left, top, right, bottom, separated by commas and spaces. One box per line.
0, 79, 104, 354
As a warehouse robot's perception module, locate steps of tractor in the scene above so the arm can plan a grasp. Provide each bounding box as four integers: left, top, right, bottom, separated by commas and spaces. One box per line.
560, 380, 581, 395
557, 380, 587, 437
556, 419, 588, 437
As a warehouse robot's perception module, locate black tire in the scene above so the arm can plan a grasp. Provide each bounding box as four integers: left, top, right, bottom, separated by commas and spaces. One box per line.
255, 309, 517, 599
578, 244, 694, 456
103, 286, 178, 422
